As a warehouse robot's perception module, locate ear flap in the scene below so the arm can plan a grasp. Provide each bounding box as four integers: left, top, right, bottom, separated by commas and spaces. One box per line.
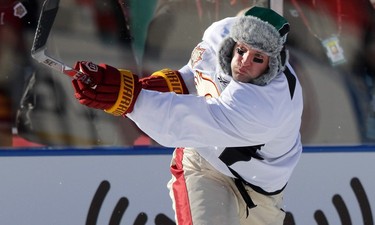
218, 37, 236, 76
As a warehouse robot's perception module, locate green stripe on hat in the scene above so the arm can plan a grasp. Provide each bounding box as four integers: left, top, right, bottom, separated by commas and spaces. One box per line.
245, 6, 290, 37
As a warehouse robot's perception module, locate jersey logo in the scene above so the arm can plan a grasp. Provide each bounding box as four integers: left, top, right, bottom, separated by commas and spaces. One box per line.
217, 74, 230, 88
194, 71, 220, 98
13, 2, 27, 19
190, 45, 205, 69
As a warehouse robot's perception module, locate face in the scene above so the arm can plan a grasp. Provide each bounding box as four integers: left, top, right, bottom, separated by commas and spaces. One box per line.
230, 42, 270, 83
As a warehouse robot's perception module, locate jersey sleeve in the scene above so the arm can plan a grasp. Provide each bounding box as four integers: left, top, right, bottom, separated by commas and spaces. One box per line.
127, 79, 288, 148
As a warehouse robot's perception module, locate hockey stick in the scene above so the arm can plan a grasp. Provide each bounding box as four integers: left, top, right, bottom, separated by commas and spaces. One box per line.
31, 0, 94, 86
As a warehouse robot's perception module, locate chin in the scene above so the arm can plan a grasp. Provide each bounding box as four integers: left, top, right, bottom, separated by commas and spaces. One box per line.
233, 74, 251, 83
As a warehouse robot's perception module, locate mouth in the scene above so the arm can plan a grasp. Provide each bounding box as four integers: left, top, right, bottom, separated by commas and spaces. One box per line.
237, 68, 248, 76
239, 68, 247, 73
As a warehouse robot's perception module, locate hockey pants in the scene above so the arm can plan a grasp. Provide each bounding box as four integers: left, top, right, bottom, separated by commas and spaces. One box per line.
167, 147, 285, 225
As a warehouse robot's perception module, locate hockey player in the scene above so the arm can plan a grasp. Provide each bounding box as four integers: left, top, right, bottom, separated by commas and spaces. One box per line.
72, 6, 303, 225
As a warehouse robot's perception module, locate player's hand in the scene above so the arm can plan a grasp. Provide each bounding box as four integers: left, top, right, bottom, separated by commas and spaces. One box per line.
72, 61, 142, 116
72, 61, 119, 110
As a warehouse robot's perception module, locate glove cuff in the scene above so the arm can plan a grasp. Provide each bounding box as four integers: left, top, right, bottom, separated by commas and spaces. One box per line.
104, 69, 136, 116
151, 69, 188, 94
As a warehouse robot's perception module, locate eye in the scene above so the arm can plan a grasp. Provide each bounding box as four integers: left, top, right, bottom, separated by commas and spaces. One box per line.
236, 47, 246, 56
253, 53, 265, 64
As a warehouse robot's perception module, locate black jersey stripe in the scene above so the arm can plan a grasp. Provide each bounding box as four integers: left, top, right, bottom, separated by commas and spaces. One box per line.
284, 67, 296, 99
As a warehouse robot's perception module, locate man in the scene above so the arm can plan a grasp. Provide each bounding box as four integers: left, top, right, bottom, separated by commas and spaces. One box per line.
72, 6, 303, 225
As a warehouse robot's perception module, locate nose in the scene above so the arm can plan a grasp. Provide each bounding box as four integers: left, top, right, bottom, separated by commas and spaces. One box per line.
241, 52, 253, 66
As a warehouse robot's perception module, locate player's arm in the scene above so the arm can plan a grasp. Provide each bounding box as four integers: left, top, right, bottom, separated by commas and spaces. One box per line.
71, 61, 279, 147
71, 62, 189, 116
127, 79, 283, 147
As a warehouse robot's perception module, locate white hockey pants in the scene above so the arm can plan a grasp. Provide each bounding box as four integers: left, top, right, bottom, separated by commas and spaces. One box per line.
167, 147, 285, 225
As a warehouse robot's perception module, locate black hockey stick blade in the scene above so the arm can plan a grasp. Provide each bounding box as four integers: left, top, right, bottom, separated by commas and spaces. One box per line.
31, 0, 59, 53
31, 0, 94, 86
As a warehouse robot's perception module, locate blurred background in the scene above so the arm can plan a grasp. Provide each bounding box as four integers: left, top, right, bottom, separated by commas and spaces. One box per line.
1, 0, 375, 148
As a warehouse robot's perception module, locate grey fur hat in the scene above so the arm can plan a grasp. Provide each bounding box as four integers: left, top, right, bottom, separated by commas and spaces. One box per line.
218, 7, 290, 86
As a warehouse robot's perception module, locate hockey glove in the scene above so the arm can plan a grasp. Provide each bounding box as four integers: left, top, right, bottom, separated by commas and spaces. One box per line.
72, 61, 142, 116
140, 69, 189, 94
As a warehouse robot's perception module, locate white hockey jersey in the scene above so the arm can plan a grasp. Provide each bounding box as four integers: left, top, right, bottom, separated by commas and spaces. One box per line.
128, 17, 303, 193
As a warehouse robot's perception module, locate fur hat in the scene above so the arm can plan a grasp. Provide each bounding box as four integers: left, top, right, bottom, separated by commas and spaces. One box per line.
218, 7, 290, 86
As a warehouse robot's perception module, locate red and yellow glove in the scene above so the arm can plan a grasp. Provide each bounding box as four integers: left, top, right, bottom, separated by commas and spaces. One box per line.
72, 61, 142, 116
140, 69, 189, 94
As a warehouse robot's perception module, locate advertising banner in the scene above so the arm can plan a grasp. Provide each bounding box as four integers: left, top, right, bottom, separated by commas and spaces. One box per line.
0, 147, 374, 225
284, 148, 375, 225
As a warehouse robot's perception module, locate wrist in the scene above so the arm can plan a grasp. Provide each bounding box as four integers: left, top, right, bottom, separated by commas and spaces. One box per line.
151, 69, 188, 94
104, 69, 138, 116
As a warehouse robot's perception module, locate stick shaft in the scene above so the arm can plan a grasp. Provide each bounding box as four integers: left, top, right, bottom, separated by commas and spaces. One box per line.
32, 50, 93, 84
31, 0, 94, 86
